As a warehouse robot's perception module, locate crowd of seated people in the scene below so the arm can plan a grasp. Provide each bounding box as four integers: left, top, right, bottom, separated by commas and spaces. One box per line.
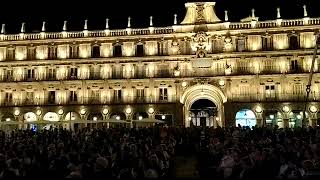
0, 125, 319, 179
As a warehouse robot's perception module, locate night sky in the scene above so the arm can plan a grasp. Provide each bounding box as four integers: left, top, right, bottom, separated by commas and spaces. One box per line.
0, 0, 318, 33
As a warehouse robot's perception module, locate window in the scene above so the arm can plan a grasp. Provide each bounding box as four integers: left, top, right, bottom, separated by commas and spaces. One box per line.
48, 46, 57, 59
7, 48, 15, 61
48, 91, 55, 104
5, 69, 13, 81
212, 39, 224, 53
69, 45, 79, 59
27, 69, 35, 80
114, 89, 122, 101
237, 38, 246, 52
27, 48, 36, 60
239, 85, 249, 97
265, 85, 276, 99
136, 89, 144, 102
5, 92, 12, 104
262, 36, 273, 51
289, 35, 299, 50
136, 44, 144, 57
114, 45, 122, 57
70, 67, 78, 79
48, 68, 56, 80
92, 46, 100, 58
290, 60, 298, 72
159, 88, 168, 101
70, 91, 77, 102
92, 90, 100, 102
293, 83, 303, 95
26, 92, 34, 102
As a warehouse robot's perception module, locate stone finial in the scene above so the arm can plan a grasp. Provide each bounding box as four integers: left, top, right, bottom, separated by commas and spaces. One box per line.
150, 16, 153, 27
84, 19, 88, 30
251, 9, 256, 19
63, 20, 67, 31
21, 22, 25, 33
303, 5, 308, 17
106, 18, 109, 29
224, 10, 229, 22
277, 7, 281, 19
1, 24, 5, 34
174, 14, 177, 25
41, 21, 46, 32
127, 17, 131, 28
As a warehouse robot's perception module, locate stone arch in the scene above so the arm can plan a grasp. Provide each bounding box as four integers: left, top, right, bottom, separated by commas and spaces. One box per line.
235, 109, 257, 128
43, 112, 60, 122
180, 84, 227, 127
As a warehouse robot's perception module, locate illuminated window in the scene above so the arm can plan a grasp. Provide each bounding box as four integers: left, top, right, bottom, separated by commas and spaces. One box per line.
136, 89, 144, 102
113, 45, 122, 57
136, 44, 144, 57
92, 45, 100, 58
159, 88, 168, 101
265, 85, 276, 99
114, 89, 122, 101
293, 83, 303, 95
70, 91, 77, 102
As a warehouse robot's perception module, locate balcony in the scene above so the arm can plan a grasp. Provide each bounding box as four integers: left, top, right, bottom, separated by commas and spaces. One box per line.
229, 92, 318, 103
0, 96, 177, 107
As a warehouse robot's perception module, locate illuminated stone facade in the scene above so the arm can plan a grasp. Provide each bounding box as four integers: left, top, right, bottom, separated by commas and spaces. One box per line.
0, 1, 320, 129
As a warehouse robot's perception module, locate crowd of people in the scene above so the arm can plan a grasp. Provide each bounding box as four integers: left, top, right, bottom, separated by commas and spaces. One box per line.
0, 124, 319, 179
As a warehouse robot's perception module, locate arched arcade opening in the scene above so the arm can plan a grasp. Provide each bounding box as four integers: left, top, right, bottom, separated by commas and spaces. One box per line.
235, 109, 257, 128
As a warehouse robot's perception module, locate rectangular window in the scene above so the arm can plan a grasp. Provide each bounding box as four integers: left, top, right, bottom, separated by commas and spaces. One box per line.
293, 83, 303, 95
289, 36, 299, 50
48, 46, 57, 59
262, 36, 273, 51
7, 48, 15, 61
70, 67, 78, 79
5, 92, 12, 104
290, 60, 298, 71
27, 48, 36, 60
136, 44, 144, 57
27, 69, 35, 80
5, 69, 13, 81
26, 92, 34, 102
48, 91, 55, 104
92, 46, 100, 58
265, 85, 276, 99
114, 45, 122, 57
91, 90, 100, 103
237, 39, 246, 52
159, 88, 168, 101
114, 89, 122, 101
69, 45, 79, 59
70, 91, 77, 102
48, 68, 56, 80
239, 86, 249, 97
136, 89, 145, 102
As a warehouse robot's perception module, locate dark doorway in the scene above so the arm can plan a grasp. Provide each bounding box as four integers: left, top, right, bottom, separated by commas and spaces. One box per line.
190, 99, 217, 127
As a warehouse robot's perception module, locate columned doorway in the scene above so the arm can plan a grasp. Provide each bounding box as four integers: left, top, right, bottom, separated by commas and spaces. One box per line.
189, 99, 217, 127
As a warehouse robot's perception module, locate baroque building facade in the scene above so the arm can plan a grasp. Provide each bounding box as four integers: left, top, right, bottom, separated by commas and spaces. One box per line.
0, 1, 320, 129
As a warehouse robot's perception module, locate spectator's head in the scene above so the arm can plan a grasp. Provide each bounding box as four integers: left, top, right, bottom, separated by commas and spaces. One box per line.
95, 157, 108, 170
